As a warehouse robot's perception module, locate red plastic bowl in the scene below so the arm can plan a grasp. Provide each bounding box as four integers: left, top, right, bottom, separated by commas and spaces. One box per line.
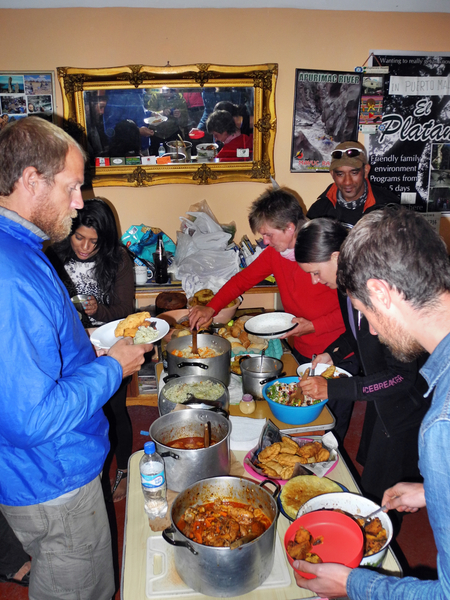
284, 510, 364, 579
188, 129, 205, 139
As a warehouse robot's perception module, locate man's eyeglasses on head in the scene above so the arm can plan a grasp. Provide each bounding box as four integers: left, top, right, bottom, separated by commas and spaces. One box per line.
331, 148, 366, 160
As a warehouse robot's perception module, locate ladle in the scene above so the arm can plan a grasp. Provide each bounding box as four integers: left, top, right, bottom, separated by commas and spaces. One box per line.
229, 532, 259, 550
259, 348, 266, 373
191, 328, 198, 355
204, 422, 210, 448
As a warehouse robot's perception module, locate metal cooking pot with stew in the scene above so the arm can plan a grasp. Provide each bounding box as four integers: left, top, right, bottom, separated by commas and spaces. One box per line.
162, 476, 279, 597
166, 333, 231, 386
158, 374, 229, 416
149, 409, 231, 492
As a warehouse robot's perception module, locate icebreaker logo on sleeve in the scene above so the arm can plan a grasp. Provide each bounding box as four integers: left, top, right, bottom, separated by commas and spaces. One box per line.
362, 375, 404, 394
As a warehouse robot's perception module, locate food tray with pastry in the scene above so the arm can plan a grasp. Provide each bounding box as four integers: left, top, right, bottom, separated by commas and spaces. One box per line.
216, 315, 269, 356
244, 421, 338, 483
90, 312, 170, 350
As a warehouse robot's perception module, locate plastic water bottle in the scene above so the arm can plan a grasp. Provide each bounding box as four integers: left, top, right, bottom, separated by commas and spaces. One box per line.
158, 143, 165, 158
140, 441, 168, 519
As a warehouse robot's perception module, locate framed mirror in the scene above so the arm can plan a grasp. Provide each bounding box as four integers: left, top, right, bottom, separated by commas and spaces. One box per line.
57, 63, 277, 187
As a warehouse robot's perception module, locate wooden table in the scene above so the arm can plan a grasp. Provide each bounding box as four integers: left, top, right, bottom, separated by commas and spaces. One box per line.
121, 450, 402, 600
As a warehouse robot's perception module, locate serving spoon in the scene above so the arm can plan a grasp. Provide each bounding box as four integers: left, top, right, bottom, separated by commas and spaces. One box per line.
191, 328, 198, 355
359, 505, 387, 526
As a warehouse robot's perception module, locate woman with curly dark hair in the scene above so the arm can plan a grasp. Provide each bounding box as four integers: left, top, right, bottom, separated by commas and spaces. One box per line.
46, 198, 135, 502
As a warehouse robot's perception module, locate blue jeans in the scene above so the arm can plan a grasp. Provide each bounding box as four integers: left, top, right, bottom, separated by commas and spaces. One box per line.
0, 476, 114, 600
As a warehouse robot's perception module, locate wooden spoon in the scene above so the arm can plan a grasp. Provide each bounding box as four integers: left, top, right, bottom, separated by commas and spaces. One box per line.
204, 422, 210, 448
191, 328, 198, 355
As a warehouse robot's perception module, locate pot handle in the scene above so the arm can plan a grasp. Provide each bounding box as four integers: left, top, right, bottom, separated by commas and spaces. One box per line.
258, 372, 286, 385
163, 373, 180, 383
177, 362, 208, 370
259, 478, 281, 498
159, 451, 180, 460
162, 526, 198, 555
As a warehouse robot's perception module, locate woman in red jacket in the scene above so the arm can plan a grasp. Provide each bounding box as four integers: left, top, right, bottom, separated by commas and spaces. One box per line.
189, 188, 345, 364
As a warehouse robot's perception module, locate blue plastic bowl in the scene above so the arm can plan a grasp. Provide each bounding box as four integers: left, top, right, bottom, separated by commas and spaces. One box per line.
262, 376, 328, 425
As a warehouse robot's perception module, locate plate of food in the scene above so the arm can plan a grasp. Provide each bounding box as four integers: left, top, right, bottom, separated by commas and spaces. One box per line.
296, 363, 352, 379
90, 312, 170, 350
244, 312, 297, 339
144, 115, 168, 126
278, 475, 347, 521
244, 436, 338, 483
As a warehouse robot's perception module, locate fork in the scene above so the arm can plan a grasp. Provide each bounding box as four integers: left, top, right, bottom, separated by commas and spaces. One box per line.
359, 505, 387, 525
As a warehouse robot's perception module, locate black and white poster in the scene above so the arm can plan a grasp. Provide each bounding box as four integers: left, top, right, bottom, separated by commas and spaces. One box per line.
368, 52, 450, 212
290, 69, 362, 173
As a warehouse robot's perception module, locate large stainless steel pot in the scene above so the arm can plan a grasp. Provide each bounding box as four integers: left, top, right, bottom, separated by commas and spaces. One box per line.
158, 374, 229, 416
149, 410, 231, 492
241, 356, 284, 400
166, 333, 231, 386
162, 476, 279, 597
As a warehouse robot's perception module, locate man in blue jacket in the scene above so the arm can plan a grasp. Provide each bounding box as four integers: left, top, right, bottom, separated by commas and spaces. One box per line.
294, 206, 450, 600
0, 117, 152, 600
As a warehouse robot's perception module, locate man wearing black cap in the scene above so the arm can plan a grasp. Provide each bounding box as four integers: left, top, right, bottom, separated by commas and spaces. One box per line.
307, 140, 399, 227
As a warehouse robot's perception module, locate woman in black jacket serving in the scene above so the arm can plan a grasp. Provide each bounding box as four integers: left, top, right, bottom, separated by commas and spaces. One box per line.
295, 218, 430, 509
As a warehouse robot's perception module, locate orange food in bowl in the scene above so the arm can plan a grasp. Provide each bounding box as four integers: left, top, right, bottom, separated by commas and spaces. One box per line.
284, 511, 364, 579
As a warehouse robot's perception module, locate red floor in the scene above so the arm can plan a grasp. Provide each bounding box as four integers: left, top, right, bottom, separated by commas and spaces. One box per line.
0, 402, 437, 599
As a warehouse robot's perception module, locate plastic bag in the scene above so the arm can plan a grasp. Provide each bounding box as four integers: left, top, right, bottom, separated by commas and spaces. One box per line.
171, 209, 240, 297
121, 225, 176, 263
186, 199, 236, 243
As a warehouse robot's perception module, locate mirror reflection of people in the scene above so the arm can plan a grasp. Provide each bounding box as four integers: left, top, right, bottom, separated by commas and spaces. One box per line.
206, 110, 252, 162
85, 91, 109, 156
293, 206, 450, 600
103, 89, 154, 156
46, 198, 135, 503
295, 218, 429, 515
189, 188, 345, 365
109, 119, 141, 157
307, 140, 399, 227
214, 100, 253, 136
145, 88, 189, 155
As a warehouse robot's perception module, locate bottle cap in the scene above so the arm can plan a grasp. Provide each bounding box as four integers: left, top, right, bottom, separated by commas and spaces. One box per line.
242, 394, 254, 402
144, 441, 156, 454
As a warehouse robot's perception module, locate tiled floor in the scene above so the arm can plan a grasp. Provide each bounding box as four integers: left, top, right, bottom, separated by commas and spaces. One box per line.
0, 402, 437, 599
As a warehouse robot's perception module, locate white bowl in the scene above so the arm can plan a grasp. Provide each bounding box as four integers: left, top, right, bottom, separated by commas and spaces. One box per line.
296, 491, 393, 567
213, 296, 242, 325
196, 143, 218, 160
244, 311, 296, 339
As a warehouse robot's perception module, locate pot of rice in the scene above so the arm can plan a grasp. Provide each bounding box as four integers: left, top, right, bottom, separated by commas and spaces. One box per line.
159, 375, 230, 416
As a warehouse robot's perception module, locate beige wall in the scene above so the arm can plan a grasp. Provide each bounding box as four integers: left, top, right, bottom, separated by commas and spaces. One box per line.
1, 8, 450, 243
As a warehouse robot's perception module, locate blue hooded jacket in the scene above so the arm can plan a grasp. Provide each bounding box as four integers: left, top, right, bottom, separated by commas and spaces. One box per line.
0, 210, 122, 506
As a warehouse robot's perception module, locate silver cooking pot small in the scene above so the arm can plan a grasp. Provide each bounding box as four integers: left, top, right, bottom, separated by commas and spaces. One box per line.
166, 333, 231, 386
149, 409, 231, 492
162, 476, 280, 597
158, 374, 229, 416
241, 356, 284, 400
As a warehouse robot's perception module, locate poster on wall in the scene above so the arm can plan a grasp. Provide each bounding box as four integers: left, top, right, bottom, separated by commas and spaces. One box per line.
0, 72, 55, 132
368, 52, 450, 212
290, 69, 362, 173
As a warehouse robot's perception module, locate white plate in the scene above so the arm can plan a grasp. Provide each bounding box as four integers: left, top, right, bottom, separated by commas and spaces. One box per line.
297, 362, 352, 378
90, 317, 170, 350
144, 115, 168, 126
244, 312, 296, 339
